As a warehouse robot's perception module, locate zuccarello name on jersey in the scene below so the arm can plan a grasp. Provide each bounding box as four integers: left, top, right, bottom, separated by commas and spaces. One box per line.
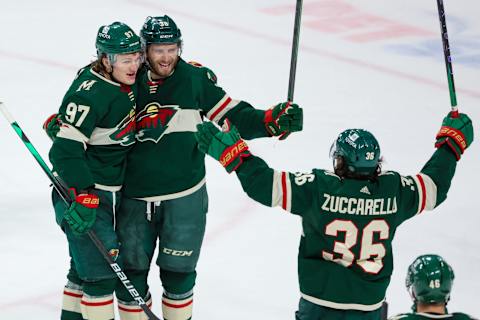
321, 194, 398, 216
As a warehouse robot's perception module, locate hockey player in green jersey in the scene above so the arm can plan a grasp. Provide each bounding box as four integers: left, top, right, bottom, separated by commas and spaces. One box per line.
194, 112, 473, 320
113, 15, 303, 320
388, 254, 477, 320
48, 22, 142, 320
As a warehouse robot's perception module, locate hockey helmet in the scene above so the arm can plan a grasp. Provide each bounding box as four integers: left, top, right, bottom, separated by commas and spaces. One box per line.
330, 129, 381, 176
140, 15, 182, 47
406, 254, 454, 305
95, 22, 141, 59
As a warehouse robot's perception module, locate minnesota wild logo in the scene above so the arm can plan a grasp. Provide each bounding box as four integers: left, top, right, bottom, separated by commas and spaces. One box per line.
136, 102, 178, 143
109, 108, 136, 146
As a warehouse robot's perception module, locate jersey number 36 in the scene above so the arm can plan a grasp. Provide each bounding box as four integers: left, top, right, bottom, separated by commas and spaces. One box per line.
322, 219, 389, 274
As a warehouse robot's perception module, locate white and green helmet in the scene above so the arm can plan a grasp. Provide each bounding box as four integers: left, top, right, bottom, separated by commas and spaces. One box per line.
406, 254, 455, 306
96, 21, 142, 59
140, 15, 182, 47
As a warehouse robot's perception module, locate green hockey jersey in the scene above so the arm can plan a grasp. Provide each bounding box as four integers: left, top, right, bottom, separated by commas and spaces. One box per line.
49, 67, 137, 191
123, 59, 270, 199
235, 146, 457, 311
389, 312, 477, 320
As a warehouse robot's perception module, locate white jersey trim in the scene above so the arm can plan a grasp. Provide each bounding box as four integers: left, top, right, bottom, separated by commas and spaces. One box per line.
412, 173, 437, 214
136, 108, 202, 143
301, 293, 384, 312
95, 184, 122, 192
272, 170, 283, 207
57, 123, 88, 147
206, 94, 240, 123
271, 171, 292, 211
137, 178, 206, 202
414, 313, 454, 319
90, 68, 120, 87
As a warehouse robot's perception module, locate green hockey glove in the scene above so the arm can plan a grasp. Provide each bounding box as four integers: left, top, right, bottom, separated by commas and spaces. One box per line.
64, 189, 99, 235
42, 113, 61, 141
195, 120, 251, 173
264, 102, 303, 140
435, 112, 473, 160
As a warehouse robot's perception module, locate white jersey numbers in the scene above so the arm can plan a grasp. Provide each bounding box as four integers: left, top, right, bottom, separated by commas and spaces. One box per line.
322, 220, 357, 267
293, 172, 315, 186
65, 102, 91, 127
322, 219, 390, 274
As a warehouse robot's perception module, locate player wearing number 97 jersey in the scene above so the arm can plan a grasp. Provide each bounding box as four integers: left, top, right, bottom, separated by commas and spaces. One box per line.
48, 22, 142, 320
194, 114, 473, 320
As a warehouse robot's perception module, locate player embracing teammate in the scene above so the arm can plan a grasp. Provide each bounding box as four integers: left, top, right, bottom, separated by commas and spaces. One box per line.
42, 13, 476, 320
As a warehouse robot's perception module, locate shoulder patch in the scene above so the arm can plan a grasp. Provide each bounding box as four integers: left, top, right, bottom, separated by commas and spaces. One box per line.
76, 80, 97, 92
188, 60, 203, 68
188, 60, 218, 84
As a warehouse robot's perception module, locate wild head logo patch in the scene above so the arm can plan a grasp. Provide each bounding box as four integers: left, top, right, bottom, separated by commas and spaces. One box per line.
109, 108, 136, 146
136, 102, 178, 143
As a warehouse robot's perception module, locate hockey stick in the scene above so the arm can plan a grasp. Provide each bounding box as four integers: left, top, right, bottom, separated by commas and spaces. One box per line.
436, 0, 459, 118
280, 0, 303, 140
381, 301, 389, 320
0, 102, 161, 320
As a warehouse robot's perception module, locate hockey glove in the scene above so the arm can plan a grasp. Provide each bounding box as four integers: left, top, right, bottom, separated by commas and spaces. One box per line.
64, 189, 99, 235
435, 112, 473, 160
195, 120, 251, 173
42, 113, 61, 141
264, 102, 303, 140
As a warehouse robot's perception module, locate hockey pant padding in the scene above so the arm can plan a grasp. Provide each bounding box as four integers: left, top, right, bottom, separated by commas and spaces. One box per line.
117, 292, 152, 320
160, 269, 196, 295
115, 270, 149, 303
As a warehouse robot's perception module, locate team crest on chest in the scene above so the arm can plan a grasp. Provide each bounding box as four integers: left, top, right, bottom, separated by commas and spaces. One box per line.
109, 108, 137, 146
136, 102, 178, 143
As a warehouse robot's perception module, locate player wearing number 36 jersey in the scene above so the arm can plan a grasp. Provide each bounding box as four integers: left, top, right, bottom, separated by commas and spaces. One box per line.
195, 112, 473, 320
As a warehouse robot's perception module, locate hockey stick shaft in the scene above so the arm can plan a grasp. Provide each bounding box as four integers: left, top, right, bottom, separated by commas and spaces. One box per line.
436, 0, 459, 117
0, 102, 160, 320
288, 0, 303, 102
280, 0, 303, 140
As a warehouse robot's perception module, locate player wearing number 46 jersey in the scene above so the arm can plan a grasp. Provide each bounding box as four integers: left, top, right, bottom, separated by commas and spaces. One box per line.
195, 112, 473, 320
388, 254, 478, 320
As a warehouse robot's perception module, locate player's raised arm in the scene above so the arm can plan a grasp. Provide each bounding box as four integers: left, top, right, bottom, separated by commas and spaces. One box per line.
195, 120, 314, 216
421, 112, 473, 205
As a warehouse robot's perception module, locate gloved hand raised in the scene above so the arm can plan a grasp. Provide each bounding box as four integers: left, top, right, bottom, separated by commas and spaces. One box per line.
42, 113, 61, 141
195, 120, 251, 173
264, 102, 303, 140
435, 112, 473, 160
64, 189, 99, 235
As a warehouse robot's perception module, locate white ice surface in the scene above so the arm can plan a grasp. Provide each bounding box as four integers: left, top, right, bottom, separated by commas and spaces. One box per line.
0, 0, 479, 319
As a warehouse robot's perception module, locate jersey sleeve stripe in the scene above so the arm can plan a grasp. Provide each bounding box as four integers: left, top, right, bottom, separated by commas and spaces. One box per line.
413, 174, 426, 214
412, 173, 437, 214
207, 95, 240, 123
57, 123, 89, 146
271, 170, 283, 207
282, 172, 292, 211
271, 171, 292, 211
418, 173, 437, 211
